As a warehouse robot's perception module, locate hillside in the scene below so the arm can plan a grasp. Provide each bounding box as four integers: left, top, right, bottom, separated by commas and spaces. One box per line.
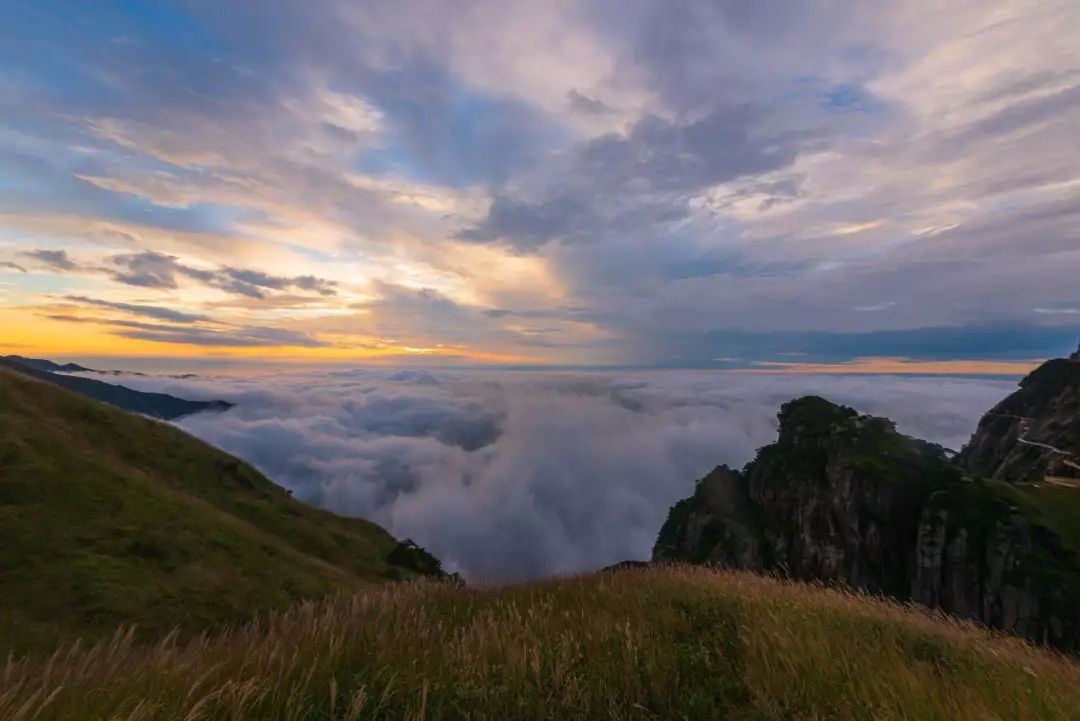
0, 355, 233, 420
654, 395, 1080, 650
0, 367, 444, 655
3, 567, 1078, 720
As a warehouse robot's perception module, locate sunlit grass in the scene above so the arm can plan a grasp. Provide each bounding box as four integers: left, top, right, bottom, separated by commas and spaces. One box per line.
3, 566, 1078, 720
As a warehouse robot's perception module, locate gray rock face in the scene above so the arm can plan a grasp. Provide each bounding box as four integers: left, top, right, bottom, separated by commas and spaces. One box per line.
652, 465, 765, 570
911, 490, 1079, 647
654, 395, 1080, 651
957, 355, 1080, 483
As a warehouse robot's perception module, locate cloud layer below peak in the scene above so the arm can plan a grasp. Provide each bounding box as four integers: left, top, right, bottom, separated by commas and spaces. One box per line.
100, 368, 1016, 580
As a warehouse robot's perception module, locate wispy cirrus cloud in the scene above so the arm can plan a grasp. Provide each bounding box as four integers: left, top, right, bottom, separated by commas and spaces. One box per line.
115, 324, 329, 348
44, 313, 328, 349
63, 295, 211, 324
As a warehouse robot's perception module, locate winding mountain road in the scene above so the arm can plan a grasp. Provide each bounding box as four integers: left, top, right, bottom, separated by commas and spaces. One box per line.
1017, 435, 1075, 456
986, 413, 1078, 488
988, 413, 1075, 456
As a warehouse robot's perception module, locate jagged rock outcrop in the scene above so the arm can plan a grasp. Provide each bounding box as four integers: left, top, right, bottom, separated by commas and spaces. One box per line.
654, 394, 1080, 651
912, 486, 1080, 648
957, 346, 1080, 482
652, 464, 766, 570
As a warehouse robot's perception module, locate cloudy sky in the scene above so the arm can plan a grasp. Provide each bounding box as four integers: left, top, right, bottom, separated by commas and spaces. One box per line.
1, 0, 1078, 370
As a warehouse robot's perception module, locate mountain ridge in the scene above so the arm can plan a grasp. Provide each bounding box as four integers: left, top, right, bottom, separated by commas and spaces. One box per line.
0, 354, 232, 420
654, 353, 1080, 650
957, 346, 1080, 483
0, 366, 445, 655
0, 355, 94, 373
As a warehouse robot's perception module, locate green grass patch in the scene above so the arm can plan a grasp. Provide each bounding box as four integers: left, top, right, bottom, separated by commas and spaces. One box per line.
1019, 485, 1080, 556
0, 368, 436, 655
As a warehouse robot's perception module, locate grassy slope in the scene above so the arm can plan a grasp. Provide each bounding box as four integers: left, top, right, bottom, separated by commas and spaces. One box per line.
3, 567, 1079, 720
968, 474, 1080, 557
0, 368, 418, 655
1019, 485, 1080, 556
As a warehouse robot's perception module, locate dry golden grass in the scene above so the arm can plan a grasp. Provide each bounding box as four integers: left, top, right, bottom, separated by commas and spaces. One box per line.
2, 566, 1079, 720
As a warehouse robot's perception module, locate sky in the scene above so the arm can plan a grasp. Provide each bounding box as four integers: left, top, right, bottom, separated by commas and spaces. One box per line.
1, 0, 1079, 371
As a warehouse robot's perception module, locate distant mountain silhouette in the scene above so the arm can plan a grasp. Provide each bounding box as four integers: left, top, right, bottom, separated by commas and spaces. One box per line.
1, 355, 93, 373
0, 355, 232, 420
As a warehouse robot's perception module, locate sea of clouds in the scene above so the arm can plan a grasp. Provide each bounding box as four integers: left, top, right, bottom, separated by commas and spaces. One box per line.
96, 369, 1017, 581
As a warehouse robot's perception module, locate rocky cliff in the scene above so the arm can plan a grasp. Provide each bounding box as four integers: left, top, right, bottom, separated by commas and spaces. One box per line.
912, 483, 1079, 648
654, 394, 1080, 650
957, 345, 1080, 483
